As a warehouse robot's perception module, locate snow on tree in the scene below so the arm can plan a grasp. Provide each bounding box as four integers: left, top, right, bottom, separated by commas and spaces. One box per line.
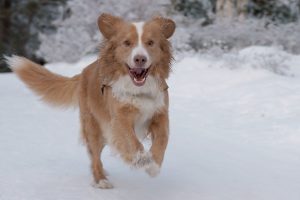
36, 0, 300, 63
37, 0, 101, 62
37, 0, 168, 63
0, 0, 67, 72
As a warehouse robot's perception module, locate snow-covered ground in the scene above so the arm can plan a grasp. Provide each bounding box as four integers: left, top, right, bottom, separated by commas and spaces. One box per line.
1, 46, 300, 200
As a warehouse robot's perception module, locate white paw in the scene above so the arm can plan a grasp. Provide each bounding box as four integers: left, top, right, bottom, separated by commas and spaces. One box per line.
144, 161, 160, 177
132, 151, 161, 177
92, 179, 113, 189
132, 151, 153, 168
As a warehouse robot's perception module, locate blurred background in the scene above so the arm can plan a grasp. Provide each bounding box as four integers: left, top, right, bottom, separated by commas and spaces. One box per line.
1, 1, 300, 199
0, 0, 300, 72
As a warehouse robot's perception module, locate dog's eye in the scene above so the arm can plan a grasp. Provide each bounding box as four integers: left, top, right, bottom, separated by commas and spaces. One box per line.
147, 40, 154, 46
123, 40, 131, 47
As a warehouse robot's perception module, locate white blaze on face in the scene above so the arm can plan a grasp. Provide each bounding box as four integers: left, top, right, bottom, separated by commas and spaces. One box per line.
128, 22, 151, 69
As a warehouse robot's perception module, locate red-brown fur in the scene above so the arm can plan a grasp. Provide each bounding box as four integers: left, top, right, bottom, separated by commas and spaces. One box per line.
8, 13, 176, 189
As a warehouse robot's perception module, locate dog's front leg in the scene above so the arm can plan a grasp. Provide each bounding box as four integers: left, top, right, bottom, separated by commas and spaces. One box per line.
110, 106, 153, 168
147, 112, 169, 177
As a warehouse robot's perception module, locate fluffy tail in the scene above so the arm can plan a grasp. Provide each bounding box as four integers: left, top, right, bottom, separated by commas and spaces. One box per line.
5, 55, 80, 108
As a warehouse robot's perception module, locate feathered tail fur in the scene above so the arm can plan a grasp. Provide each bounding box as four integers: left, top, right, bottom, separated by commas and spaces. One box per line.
5, 55, 80, 107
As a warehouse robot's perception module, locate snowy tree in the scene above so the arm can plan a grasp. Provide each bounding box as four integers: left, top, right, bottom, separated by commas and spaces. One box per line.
247, 0, 300, 23
34, 0, 300, 63
37, 0, 169, 63
170, 0, 215, 25
36, 0, 101, 62
0, 0, 67, 72
216, 0, 248, 21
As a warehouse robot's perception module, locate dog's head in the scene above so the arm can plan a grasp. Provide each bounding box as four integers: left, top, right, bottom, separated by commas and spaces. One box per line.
98, 13, 175, 86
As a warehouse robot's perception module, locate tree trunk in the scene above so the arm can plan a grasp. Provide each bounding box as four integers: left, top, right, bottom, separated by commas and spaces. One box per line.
216, 0, 249, 21
0, 0, 12, 72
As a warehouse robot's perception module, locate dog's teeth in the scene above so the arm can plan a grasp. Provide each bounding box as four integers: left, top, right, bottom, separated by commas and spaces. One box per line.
134, 77, 146, 83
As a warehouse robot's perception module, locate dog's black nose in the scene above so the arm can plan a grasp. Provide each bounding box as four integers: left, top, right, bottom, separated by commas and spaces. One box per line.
134, 55, 147, 67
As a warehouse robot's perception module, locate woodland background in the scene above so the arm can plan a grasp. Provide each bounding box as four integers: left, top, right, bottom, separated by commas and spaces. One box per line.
1, 0, 300, 72
1, 1, 300, 199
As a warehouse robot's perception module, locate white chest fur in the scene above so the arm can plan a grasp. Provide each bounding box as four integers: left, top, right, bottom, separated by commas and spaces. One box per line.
111, 75, 165, 140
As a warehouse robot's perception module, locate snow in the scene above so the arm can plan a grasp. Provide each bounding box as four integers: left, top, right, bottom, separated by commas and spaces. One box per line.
1, 47, 300, 200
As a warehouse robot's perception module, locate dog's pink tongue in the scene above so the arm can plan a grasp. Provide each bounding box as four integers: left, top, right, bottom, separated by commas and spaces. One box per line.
129, 68, 147, 86
134, 68, 143, 74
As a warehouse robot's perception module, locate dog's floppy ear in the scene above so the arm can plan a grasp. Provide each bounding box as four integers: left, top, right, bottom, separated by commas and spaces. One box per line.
98, 13, 123, 39
152, 16, 176, 39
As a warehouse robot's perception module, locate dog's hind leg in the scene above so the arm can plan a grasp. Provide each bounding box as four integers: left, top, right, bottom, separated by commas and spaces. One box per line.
81, 113, 113, 189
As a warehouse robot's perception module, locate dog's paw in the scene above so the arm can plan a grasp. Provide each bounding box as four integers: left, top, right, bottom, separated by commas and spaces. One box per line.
92, 179, 114, 189
145, 161, 160, 177
132, 151, 153, 168
132, 151, 161, 177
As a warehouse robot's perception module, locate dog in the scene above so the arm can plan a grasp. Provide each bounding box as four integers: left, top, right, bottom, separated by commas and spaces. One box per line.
5, 13, 176, 189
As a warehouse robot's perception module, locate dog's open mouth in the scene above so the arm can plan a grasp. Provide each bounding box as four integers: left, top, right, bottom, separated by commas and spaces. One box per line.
127, 66, 150, 86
